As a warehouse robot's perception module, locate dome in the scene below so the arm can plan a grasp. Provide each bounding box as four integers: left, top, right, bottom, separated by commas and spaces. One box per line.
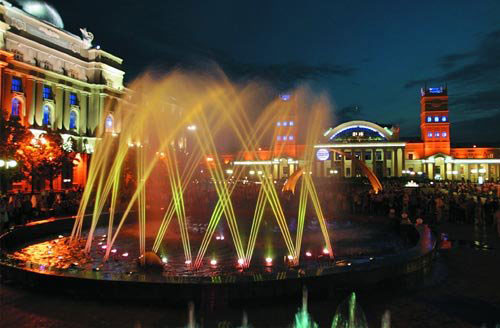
15, 0, 64, 29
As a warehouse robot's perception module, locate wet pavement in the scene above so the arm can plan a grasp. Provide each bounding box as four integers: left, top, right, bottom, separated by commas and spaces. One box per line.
1, 222, 500, 327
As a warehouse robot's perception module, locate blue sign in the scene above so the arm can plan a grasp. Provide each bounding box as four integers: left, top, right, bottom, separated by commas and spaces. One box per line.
316, 148, 330, 161
280, 93, 291, 101
428, 87, 443, 94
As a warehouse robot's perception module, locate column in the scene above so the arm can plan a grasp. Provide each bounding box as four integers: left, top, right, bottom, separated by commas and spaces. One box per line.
55, 86, 64, 130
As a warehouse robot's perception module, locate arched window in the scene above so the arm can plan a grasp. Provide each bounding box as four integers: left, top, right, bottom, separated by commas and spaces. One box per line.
11, 98, 21, 117
105, 114, 113, 132
69, 110, 78, 130
42, 105, 52, 126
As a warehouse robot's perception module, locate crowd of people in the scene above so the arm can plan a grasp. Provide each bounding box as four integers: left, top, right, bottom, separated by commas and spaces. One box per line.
1, 178, 499, 238
0, 188, 83, 232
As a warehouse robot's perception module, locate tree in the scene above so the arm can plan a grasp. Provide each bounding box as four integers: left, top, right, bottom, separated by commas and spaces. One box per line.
16, 131, 75, 191
0, 112, 30, 192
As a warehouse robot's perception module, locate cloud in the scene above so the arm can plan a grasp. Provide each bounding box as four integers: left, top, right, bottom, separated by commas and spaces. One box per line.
450, 87, 500, 112
404, 29, 500, 89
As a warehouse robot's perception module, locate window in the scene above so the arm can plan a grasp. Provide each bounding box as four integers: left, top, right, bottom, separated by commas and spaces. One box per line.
344, 151, 352, 160
277, 122, 281, 126
42, 105, 51, 126
426, 116, 432, 123
387, 168, 391, 176
346, 167, 351, 177
408, 153, 414, 160
441, 116, 447, 122
277, 136, 281, 141
335, 152, 342, 161
283, 121, 288, 126
434, 116, 439, 122
435, 132, 440, 137
354, 151, 361, 159
43, 86, 52, 99
289, 121, 294, 126
69, 92, 78, 106
11, 98, 21, 117
69, 111, 78, 130
359, 131, 364, 136
364, 151, 372, 161
427, 132, 433, 138
352, 132, 358, 136
386, 151, 392, 160
12, 77, 22, 92
105, 115, 113, 132
289, 135, 294, 140
283, 136, 288, 141
375, 151, 383, 161
442, 132, 447, 138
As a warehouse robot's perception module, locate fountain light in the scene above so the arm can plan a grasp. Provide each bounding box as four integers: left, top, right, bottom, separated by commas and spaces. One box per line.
101, 245, 107, 249
162, 256, 168, 264
323, 247, 329, 255
287, 255, 294, 260
265, 257, 273, 265
111, 249, 117, 253
122, 252, 129, 257
237, 258, 245, 266
185, 260, 192, 265
210, 259, 217, 266
187, 125, 197, 131
58, 235, 64, 238
305, 251, 312, 257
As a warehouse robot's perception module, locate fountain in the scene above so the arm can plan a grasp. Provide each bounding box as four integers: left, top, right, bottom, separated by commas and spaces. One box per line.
0, 68, 436, 303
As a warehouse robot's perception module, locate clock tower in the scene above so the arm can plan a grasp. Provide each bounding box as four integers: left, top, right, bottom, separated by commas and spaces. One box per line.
420, 86, 451, 156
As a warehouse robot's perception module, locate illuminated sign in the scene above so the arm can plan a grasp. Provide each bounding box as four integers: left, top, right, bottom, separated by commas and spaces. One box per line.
428, 87, 443, 94
316, 148, 330, 161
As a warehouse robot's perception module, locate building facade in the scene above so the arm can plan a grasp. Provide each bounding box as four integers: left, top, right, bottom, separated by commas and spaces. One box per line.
228, 87, 500, 183
0, 0, 127, 190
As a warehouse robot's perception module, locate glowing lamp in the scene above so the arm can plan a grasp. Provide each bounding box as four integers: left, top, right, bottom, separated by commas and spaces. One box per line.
249, 170, 255, 175
237, 258, 245, 266
7, 160, 17, 168
162, 256, 168, 264
265, 257, 273, 265
122, 252, 129, 257
323, 247, 329, 255
101, 245, 107, 249
111, 249, 117, 253
226, 169, 233, 175
287, 255, 294, 260
210, 259, 217, 266
305, 251, 312, 257
185, 260, 192, 265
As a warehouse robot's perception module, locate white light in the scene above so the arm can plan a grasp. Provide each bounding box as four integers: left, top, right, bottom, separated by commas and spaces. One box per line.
210, 259, 217, 266
417, 171, 423, 175
446, 159, 500, 164
162, 256, 168, 264
226, 169, 233, 174
237, 258, 245, 266
234, 161, 274, 165
7, 160, 17, 168
111, 249, 117, 253
122, 252, 129, 257
323, 247, 329, 255
101, 245, 107, 249
333, 170, 338, 174
305, 251, 312, 257
265, 257, 273, 264
329, 169, 334, 174
315, 142, 406, 149
452, 171, 458, 175
185, 260, 192, 265
257, 171, 263, 175
471, 169, 478, 174
0, 160, 4, 168
287, 255, 294, 260
249, 170, 255, 175
478, 168, 486, 173
187, 125, 197, 131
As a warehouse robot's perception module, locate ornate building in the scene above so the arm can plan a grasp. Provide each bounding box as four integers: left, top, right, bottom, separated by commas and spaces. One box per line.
0, 0, 127, 190
228, 86, 500, 183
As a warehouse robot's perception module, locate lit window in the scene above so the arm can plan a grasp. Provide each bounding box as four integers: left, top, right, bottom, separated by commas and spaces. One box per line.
442, 132, 447, 138
289, 135, 294, 140
426, 116, 432, 123
434, 116, 439, 122
441, 116, 447, 122
43, 86, 52, 99
352, 132, 358, 136
283, 136, 288, 141
277, 122, 281, 126
435, 132, 440, 137
289, 121, 294, 126
427, 132, 433, 138
69, 93, 78, 106
11, 98, 21, 117
69, 111, 77, 130
12, 77, 22, 92
105, 115, 113, 132
283, 121, 288, 126
277, 136, 281, 141
359, 132, 364, 136
42, 105, 51, 126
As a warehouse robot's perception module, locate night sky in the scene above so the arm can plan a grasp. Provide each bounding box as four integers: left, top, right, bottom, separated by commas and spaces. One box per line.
47, 0, 500, 143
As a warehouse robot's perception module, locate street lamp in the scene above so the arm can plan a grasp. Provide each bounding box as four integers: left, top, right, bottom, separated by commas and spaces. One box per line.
0, 159, 17, 169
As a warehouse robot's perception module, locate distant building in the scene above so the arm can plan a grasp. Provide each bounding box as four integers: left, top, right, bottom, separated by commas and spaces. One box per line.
229, 86, 500, 182
0, 0, 128, 190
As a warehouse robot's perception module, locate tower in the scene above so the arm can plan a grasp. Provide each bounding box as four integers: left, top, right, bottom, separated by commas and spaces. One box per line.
273, 93, 297, 157
420, 86, 450, 156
